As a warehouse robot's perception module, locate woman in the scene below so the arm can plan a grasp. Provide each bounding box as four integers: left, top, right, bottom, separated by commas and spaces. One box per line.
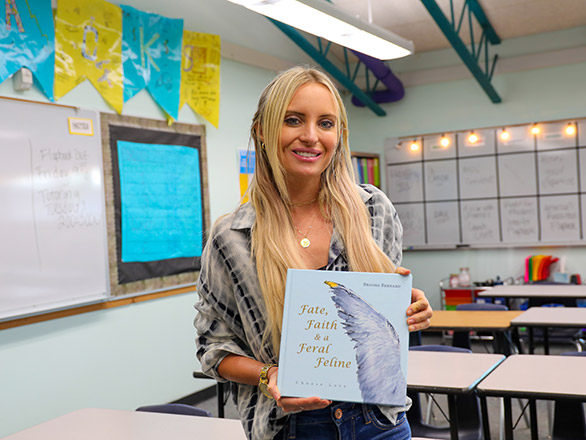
194, 66, 432, 440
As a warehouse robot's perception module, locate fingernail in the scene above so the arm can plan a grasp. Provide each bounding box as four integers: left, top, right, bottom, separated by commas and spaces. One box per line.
407, 318, 415, 324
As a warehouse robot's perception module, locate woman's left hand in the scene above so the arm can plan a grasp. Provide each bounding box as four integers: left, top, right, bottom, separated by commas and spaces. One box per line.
396, 266, 433, 332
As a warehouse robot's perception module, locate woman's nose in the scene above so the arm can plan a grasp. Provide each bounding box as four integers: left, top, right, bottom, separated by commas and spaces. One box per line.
299, 123, 318, 145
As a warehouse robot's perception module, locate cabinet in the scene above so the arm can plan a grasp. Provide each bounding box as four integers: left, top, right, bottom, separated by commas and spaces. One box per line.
441, 287, 490, 310
351, 152, 380, 189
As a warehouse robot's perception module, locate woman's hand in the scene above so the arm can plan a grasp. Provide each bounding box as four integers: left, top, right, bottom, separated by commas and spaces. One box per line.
396, 266, 433, 332
267, 366, 332, 413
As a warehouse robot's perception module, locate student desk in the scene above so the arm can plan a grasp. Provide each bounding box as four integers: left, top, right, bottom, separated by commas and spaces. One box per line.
510, 307, 586, 354
426, 310, 524, 354
477, 354, 586, 440
428, 310, 524, 331
407, 351, 505, 440
3, 408, 247, 440
477, 285, 586, 308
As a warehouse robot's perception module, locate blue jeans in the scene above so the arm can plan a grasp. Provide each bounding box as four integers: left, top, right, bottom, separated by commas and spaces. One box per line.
274, 402, 410, 440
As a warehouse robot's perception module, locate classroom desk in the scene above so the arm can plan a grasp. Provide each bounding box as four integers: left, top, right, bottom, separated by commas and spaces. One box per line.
427, 310, 524, 354
2, 408, 247, 440
407, 350, 505, 440
477, 285, 586, 306
510, 307, 586, 354
428, 310, 524, 331
477, 354, 586, 440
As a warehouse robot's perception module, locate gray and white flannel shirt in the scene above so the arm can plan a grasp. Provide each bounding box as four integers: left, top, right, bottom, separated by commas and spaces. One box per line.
194, 184, 408, 440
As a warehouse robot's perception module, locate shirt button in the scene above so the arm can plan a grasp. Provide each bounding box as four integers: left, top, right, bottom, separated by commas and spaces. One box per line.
334, 408, 343, 419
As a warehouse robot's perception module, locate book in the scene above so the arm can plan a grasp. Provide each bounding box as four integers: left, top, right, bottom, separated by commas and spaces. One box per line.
277, 269, 412, 406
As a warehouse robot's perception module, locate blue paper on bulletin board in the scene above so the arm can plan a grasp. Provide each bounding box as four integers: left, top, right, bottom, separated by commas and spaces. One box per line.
117, 141, 202, 262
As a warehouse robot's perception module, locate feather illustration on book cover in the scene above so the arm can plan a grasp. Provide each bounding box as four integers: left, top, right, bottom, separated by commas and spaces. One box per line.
278, 269, 411, 406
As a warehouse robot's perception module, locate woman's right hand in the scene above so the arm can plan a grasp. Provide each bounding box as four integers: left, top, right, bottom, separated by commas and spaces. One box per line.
268, 366, 332, 413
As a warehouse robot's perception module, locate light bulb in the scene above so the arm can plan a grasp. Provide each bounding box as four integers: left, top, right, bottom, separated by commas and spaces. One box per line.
500, 129, 510, 141
565, 123, 576, 136
440, 135, 450, 148
531, 124, 540, 135
468, 132, 479, 144
410, 140, 419, 151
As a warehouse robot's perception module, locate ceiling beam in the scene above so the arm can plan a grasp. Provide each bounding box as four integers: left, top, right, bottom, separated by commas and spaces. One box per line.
421, 0, 502, 103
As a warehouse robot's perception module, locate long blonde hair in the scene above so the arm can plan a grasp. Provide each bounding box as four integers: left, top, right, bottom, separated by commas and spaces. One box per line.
248, 66, 396, 352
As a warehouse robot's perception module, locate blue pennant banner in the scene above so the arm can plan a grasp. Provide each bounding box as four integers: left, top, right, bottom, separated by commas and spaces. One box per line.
121, 5, 183, 119
0, 0, 55, 100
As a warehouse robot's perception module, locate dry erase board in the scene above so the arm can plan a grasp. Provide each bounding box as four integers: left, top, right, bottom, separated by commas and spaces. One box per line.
386, 119, 586, 248
0, 99, 109, 319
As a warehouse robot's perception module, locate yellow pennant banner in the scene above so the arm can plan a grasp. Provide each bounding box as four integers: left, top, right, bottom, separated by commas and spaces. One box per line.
54, 0, 123, 113
180, 31, 221, 128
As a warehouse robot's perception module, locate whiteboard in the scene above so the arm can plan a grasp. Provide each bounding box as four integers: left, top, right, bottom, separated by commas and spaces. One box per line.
387, 163, 423, 203
459, 156, 497, 199
0, 99, 109, 320
385, 118, 586, 248
424, 160, 458, 201
498, 153, 537, 197
394, 203, 426, 246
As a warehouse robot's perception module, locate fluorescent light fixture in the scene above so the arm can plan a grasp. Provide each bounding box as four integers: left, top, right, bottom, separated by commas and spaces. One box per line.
226, 0, 414, 60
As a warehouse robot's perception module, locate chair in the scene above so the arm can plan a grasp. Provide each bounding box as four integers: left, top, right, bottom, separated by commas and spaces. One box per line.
407, 345, 483, 440
552, 351, 586, 440
453, 302, 513, 355
136, 403, 212, 417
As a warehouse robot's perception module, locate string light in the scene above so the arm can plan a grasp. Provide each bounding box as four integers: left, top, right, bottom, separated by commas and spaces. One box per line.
500, 128, 510, 142
409, 139, 419, 151
440, 134, 450, 148
468, 131, 479, 144
531, 123, 540, 135
565, 122, 576, 136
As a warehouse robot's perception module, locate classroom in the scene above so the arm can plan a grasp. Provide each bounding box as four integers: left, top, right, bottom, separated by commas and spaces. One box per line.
1, 0, 586, 438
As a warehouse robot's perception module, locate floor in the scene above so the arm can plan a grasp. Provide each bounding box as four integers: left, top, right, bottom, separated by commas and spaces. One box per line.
192, 331, 584, 440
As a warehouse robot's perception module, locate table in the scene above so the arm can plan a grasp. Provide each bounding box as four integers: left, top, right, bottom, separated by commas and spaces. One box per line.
427, 310, 524, 354
477, 285, 586, 307
408, 350, 505, 440
477, 354, 586, 440
510, 307, 586, 354
3, 408, 247, 440
428, 310, 524, 331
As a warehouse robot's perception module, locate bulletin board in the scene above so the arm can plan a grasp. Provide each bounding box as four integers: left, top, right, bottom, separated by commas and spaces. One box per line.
0, 98, 109, 320
101, 113, 209, 297
386, 118, 586, 248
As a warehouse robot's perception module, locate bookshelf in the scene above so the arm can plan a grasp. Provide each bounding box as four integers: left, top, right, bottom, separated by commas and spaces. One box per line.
351, 152, 381, 189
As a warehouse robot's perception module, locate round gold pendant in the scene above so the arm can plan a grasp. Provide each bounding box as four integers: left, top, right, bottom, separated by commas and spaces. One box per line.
300, 238, 311, 248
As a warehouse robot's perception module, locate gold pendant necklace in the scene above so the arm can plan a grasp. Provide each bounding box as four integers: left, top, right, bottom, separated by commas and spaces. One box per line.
294, 212, 317, 249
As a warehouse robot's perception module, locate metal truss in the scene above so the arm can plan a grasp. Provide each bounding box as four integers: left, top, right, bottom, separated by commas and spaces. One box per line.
421, 0, 502, 103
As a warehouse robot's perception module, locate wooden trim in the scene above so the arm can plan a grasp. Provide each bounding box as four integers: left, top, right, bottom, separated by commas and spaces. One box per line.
0, 286, 196, 331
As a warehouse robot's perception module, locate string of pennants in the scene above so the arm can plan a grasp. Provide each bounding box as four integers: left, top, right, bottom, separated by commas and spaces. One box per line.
0, 0, 221, 126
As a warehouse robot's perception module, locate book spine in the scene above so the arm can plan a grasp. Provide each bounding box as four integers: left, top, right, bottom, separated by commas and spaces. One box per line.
367, 158, 374, 185
373, 157, 380, 187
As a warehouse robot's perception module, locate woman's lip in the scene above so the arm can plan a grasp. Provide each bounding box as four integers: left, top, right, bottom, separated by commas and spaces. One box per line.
292, 150, 322, 161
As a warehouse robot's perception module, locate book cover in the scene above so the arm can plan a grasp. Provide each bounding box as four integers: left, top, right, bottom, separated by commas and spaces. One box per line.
278, 269, 412, 406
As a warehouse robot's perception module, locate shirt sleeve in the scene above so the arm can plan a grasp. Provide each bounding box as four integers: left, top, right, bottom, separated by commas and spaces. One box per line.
194, 224, 252, 382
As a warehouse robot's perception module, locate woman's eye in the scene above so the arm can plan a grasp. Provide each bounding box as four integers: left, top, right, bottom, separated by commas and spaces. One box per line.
284, 116, 301, 126
320, 120, 335, 129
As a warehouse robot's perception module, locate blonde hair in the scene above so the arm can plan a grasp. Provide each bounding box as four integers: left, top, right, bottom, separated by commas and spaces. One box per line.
248, 66, 396, 352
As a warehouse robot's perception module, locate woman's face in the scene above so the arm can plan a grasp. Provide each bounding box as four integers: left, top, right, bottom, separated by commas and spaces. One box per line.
279, 82, 339, 187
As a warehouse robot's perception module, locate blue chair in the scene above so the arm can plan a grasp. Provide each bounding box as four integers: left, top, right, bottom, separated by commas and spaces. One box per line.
136, 403, 212, 417
407, 345, 483, 440
552, 351, 586, 440
454, 302, 513, 355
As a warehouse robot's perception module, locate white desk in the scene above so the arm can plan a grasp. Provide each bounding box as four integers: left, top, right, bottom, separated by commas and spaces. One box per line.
477, 354, 586, 440
407, 351, 505, 440
511, 307, 586, 354
3, 408, 247, 440
477, 284, 586, 300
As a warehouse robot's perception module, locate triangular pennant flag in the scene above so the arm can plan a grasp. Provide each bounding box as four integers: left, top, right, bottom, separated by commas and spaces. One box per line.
0, 0, 55, 100
54, 0, 123, 113
180, 31, 221, 128
121, 5, 183, 120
